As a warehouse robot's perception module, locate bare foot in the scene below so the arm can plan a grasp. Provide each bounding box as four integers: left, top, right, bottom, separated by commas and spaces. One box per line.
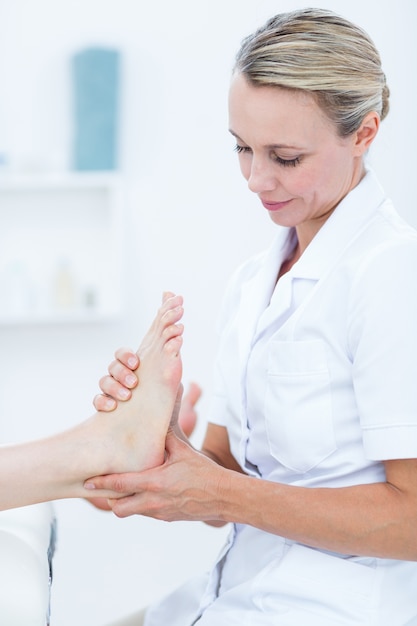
107, 292, 184, 469
78, 292, 184, 488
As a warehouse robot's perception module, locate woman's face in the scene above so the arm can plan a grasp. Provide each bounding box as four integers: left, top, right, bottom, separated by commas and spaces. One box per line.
228, 73, 366, 244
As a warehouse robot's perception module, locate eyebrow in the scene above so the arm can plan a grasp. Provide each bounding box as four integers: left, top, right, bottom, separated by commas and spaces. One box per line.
228, 129, 303, 151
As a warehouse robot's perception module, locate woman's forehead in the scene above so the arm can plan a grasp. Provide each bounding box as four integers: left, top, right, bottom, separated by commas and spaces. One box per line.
228, 73, 333, 144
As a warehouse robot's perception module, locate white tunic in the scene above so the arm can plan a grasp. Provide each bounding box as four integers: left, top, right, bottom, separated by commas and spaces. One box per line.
145, 170, 417, 625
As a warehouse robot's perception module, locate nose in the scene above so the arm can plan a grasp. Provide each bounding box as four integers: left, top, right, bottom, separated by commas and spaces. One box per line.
246, 156, 277, 194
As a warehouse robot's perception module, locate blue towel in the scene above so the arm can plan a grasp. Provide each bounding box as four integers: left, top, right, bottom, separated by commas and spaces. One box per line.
72, 47, 120, 171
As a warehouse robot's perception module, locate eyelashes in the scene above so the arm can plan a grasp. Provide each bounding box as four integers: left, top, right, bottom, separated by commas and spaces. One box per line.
234, 144, 301, 168
273, 155, 301, 167
234, 144, 250, 154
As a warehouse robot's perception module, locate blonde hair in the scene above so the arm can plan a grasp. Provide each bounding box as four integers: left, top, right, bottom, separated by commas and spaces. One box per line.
234, 8, 390, 136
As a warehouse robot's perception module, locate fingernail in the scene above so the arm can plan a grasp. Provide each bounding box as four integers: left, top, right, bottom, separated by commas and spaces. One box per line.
119, 388, 130, 399
127, 357, 137, 368
105, 398, 116, 409
84, 482, 96, 490
126, 374, 137, 387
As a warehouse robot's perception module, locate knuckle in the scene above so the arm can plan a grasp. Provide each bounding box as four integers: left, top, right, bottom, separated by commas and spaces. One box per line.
100, 375, 126, 400
109, 361, 126, 382
114, 346, 134, 361
108, 359, 119, 375
98, 375, 111, 392
113, 478, 127, 492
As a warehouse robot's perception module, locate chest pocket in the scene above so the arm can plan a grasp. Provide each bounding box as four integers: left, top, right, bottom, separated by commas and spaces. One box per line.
264, 339, 336, 473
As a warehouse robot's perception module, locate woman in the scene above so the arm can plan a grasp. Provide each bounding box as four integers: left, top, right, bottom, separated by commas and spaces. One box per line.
91, 9, 417, 625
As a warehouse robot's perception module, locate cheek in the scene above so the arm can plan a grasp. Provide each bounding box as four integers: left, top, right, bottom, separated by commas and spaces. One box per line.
286, 169, 316, 197
290, 159, 334, 199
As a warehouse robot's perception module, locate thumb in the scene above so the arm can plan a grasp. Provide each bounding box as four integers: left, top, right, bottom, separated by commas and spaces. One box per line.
165, 429, 191, 457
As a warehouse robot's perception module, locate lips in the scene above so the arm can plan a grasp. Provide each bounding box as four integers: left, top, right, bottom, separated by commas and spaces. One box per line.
261, 199, 292, 212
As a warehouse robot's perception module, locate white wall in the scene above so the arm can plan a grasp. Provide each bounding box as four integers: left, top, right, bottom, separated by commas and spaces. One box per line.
0, 1, 416, 624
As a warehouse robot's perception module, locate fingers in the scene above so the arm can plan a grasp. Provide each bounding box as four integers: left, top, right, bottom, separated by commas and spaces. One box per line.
84, 472, 144, 494
84, 436, 206, 521
114, 346, 139, 371
93, 347, 139, 411
86, 497, 113, 511
93, 393, 117, 412
109, 494, 143, 519
108, 358, 139, 387
178, 382, 202, 437
183, 382, 202, 407
95, 369, 137, 406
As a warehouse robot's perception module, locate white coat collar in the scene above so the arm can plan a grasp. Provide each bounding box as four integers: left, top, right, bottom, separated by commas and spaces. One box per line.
291, 168, 387, 280
237, 226, 292, 355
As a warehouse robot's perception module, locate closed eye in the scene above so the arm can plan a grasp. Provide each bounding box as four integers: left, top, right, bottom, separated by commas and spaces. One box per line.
273, 155, 301, 167
234, 144, 301, 167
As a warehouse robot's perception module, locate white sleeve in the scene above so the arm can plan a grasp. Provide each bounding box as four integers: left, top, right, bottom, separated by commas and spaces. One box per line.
348, 237, 417, 460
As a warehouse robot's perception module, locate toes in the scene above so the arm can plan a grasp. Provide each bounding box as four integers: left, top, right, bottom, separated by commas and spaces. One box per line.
159, 295, 183, 319
164, 331, 184, 353
156, 306, 183, 340
162, 322, 184, 342
164, 335, 183, 358
163, 305, 184, 324
162, 291, 176, 303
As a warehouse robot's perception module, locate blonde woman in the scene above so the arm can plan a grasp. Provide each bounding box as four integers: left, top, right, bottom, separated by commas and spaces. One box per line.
92, 9, 417, 625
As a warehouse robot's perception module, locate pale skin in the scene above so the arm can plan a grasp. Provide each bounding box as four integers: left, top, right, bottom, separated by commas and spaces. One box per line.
88, 74, 417, 561
0, 292, 184, 511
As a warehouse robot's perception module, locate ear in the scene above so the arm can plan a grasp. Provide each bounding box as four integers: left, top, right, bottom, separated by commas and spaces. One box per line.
353, 111, 380, 156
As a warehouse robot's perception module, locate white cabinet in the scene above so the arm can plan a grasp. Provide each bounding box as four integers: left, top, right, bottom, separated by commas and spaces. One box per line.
0, 504, 55, 626
0, 173, 124, 325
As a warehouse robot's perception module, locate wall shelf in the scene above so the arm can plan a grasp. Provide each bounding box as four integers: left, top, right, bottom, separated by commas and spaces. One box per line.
0, 172, 124, 325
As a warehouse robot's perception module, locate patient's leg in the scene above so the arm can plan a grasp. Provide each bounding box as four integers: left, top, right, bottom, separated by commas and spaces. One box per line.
0, 293, 184, 510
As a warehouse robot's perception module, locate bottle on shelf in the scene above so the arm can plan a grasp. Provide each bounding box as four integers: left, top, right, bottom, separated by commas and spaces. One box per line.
51, 258, 77, 312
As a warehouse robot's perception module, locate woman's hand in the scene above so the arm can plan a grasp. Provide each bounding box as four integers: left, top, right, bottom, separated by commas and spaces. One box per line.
93, 347, 201, 437
93, 347, 140, 411
84, 431, 231, 522
169, 381, 201, 436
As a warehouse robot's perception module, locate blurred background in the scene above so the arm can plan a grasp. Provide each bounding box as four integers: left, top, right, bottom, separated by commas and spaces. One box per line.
0, 0, 416, 624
